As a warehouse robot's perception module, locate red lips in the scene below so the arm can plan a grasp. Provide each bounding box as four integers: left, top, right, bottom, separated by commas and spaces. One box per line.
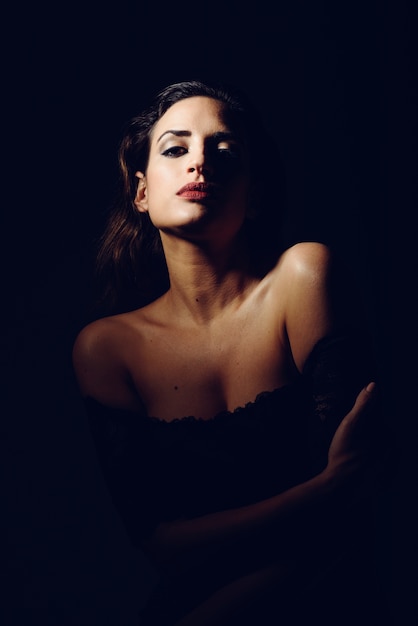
176, 182, 217, 199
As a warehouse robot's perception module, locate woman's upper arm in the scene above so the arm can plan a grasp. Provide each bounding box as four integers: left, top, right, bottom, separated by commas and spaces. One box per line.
282, 242, 363, 372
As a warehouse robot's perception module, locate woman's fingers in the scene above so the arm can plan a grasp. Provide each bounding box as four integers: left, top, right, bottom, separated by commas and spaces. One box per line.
327, 382, 378, 476
340, 382, 377, 430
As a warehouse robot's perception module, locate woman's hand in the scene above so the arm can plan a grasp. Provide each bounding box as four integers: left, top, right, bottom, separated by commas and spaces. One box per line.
325, 382, 380, 489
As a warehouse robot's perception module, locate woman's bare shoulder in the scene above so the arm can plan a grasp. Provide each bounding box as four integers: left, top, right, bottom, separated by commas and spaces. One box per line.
276, 241, 334, 277
73, 312, 139, 356
72, 311, 146, 409
272, 242, 357, 371
268, 241, 335, 300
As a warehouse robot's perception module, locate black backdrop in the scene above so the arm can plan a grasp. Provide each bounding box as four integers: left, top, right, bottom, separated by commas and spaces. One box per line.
3, 2, 417, 625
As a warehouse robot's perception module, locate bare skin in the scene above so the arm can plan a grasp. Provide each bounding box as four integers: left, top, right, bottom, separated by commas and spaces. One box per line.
73, 241, 341, 419
72, 97, 377, 624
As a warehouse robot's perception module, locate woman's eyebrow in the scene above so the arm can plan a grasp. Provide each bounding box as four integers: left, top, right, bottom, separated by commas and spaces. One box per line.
157, 130, 191, 143
156, 130, 238, 144
210, 131, 238, 143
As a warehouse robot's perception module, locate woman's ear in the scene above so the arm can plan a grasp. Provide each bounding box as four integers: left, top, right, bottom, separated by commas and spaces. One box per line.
134, 171, 148, 212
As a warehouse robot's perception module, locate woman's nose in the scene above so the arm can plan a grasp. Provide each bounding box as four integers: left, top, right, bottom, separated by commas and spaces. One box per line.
187, 151, 213, 177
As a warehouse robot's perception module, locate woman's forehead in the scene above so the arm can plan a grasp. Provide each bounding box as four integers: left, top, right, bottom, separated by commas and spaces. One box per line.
151, 96, 232, 142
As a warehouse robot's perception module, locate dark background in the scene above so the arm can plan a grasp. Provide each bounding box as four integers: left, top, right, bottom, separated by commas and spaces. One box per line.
3, 1, 417, 625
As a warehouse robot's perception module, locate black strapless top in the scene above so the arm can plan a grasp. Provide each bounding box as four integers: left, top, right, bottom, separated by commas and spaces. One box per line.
83, 330, 385, 625
84, 330, 374, 545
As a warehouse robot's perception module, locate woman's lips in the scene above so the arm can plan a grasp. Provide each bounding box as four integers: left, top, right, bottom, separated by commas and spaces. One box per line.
176, 182, 217, 200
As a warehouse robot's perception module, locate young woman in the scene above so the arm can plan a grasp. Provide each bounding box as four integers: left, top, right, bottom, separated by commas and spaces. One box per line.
73, 80, 390, 625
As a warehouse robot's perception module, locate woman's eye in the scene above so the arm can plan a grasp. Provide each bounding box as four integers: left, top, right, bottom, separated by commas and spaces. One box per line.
216, 144, 240, 158
161, 146, 187, 157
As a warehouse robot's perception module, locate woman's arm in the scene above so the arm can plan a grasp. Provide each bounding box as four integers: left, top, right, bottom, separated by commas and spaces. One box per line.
139, 384, 382, 626
144, 384, 378, 572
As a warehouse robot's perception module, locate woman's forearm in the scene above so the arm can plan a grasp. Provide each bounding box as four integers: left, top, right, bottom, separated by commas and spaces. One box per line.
145, 385, 378, 573
144, 468, 342, 570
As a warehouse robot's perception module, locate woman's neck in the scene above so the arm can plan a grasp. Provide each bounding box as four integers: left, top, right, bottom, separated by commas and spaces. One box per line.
159, 232, 258, 324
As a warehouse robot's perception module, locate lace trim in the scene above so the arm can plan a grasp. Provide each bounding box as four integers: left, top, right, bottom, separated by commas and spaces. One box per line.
85, 378, 304, 427
138, 378, 303, 426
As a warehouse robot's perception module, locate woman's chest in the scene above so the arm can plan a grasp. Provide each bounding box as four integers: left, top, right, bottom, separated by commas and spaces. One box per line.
126, 316, 297, 421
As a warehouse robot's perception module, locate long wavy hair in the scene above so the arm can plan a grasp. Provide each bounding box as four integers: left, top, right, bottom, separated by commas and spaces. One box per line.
94, 80, 287, 315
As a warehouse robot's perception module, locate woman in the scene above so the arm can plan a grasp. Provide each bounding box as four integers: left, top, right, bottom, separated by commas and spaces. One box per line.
73, 80, 390, 625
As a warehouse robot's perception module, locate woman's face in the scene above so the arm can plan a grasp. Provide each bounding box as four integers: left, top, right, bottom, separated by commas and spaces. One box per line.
135, 96, 251, 243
